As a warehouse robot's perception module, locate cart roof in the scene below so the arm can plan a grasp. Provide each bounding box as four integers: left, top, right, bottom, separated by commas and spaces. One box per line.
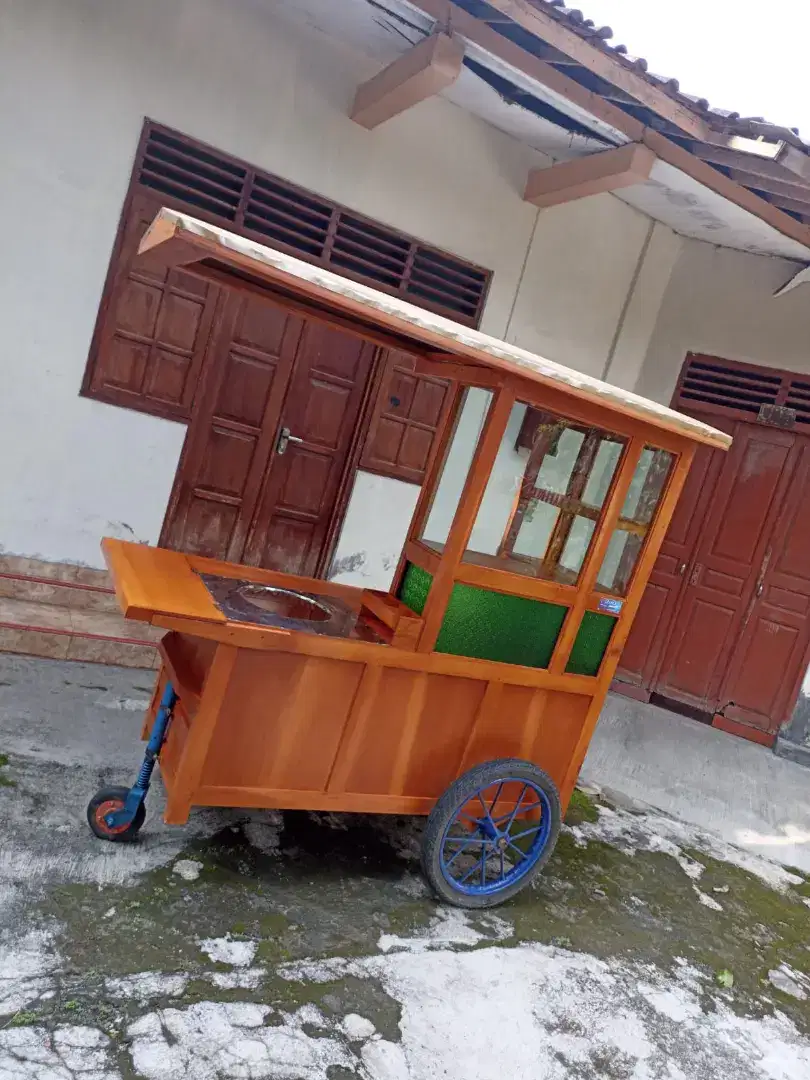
140, 209, 731, 450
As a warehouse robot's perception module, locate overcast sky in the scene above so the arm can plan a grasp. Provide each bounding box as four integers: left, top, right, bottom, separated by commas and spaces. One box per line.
574, 0, 809, 136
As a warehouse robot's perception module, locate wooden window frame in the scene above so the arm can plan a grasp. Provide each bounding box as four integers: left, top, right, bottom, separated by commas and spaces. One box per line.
673, 352, 810, 430
496, 414, 626, 582
82, 119, 492, 425
395, 375, 691, 627
360, 353, 456, 486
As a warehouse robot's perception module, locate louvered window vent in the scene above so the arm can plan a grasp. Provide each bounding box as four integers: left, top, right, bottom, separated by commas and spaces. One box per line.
785, 379, 810, 427
675, 355, 810, 428
137, 122, 490, 326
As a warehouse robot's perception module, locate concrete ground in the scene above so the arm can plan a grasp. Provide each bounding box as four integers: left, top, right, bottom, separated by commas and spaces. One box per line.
584, 694, 810, 874
1, 651, 810, 1079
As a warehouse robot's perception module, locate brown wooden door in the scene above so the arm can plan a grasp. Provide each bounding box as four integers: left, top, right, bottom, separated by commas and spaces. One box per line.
162, 293, 375, 575
241, 320, 375, 576
162, 291, 304, 561
647, 423, 797, 713
616, 431, 729, 688
717, 436, 810, 734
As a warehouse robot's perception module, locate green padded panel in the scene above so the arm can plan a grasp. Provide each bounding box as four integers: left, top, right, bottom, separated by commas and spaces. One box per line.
435, 584, 567, 668
566, 611, 617, 676
399, 562, 433, 616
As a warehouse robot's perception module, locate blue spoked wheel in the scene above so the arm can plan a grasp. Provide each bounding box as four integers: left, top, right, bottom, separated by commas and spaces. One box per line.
421, 759, 561, 908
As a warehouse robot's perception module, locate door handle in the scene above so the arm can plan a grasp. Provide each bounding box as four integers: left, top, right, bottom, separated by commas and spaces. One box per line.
689, 563, 704, 586
678, 562, 687, 576
276, 426, 304, 456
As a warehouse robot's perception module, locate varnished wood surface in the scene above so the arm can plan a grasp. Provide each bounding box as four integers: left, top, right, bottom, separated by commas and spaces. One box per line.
102, 539, 225, 624
402, 540, 441, 575
360, 590, 424, 650
165, 643, 238, 823
124, 431, 704, 827
143, 637, 593, 824
455, 559, 575, 605
112, 538, 605, 824
104, 540, 370, 624
549, 440, 643, 675
148, 611, 597, 694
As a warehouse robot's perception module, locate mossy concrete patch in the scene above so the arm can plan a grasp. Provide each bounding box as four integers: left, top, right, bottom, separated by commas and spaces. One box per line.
23, 794, 809, 1042
564, 788, 600, 826
0, 751, 15, 787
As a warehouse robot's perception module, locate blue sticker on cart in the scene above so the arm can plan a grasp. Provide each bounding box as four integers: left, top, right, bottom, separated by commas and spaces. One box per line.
598, 597, 623, 614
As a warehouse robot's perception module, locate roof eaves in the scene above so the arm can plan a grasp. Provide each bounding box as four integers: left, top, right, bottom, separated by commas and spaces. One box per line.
527, 0, 808, 152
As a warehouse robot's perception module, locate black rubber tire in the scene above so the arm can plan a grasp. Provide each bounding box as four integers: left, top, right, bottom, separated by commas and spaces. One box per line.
87, 786, 146, 842
421, 758, 561, 909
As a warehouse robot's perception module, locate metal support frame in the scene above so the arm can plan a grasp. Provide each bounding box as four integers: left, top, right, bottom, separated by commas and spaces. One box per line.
104, 682, 177, 828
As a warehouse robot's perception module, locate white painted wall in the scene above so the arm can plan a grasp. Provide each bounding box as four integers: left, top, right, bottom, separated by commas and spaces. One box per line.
604, 223, 683, 391
328, 471, 420, 591
505, 193, 654, 376
636, 238, 810, 405
422, 389, 493, 550
0, 0, 686, 566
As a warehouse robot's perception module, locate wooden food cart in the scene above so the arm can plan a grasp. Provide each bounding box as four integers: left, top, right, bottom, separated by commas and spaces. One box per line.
88, 209, 731, 908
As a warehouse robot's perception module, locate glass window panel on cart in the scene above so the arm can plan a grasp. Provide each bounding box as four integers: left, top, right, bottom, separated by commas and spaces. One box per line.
596, 446, 675, 597
461, 402, 626, 585
420, 387, 493, 552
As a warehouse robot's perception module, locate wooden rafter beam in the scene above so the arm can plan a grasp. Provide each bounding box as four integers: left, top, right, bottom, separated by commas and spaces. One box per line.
524, 143, 655, 208
643, 130, 810, 249
727, 169, 810, 210
350, 32, 464, 130
410, 0, 645, 142
406, 2, 810, 248
447, 0, 711, 140
778, 145, 810, 183
742, 191, 810, 223
689, 142, 809, 186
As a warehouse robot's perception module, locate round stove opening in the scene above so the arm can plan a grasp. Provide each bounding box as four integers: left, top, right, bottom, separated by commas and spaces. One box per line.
236, 585, 332, 623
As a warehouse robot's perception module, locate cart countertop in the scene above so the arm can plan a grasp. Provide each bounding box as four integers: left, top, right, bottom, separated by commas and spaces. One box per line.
139, 208, 732, 453
102, 539, 387, 642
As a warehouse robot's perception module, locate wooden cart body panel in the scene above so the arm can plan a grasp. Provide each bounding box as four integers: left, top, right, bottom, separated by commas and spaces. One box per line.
142, 629, 589, 823
107, 541, 594, 823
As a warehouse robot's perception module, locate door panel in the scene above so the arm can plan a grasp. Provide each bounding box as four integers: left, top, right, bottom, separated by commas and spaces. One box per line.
243, 322, 375, 576
655, 424, 796, 711
162, 293, 303, 560
362, 352, 454, 484
660, 597, 738, 705
85, 193, 220, 419
719, 439, 810, 731
616, 423, 731, 688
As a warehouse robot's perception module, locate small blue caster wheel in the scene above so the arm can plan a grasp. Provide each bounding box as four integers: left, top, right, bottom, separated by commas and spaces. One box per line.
421, 758, 561, 908
87, 786, 145, 842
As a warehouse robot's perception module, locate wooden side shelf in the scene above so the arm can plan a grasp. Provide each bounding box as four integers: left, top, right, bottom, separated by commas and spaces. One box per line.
360, 589, 423, 650
159, 631, 214, 710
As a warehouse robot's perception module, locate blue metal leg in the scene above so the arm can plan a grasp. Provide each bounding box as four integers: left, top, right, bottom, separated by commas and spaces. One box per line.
104, 682, 177, 830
